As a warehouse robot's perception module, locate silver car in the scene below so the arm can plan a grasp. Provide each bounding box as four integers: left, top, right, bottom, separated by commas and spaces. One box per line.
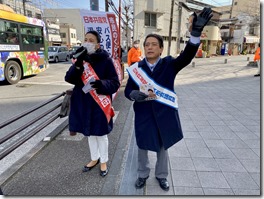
48, 46, 70, 63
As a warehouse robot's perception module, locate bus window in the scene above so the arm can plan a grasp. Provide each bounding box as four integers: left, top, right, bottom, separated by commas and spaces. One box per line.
6, 30, 19, 44
0, 8, 48, 84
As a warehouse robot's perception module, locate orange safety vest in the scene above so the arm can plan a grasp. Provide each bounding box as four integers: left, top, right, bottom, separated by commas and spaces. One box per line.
127, 47, 142, 66
254, 47, 260, 61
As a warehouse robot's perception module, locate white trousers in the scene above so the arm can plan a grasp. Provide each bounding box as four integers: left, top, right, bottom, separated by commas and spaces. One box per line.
88, 135, 108, 163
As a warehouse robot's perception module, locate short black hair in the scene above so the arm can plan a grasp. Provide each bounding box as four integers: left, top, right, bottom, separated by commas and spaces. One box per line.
133, 40, 140, 44
143, 34, 164, 48
86, 30, 101, 43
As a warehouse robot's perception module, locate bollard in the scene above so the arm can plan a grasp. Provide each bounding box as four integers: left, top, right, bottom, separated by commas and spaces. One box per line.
224, 59, 227, 64
192, 62, 195, 67
247, 57, 250, 61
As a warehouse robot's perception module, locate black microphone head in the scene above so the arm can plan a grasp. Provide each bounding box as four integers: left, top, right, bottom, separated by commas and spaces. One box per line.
73, 48, 87, 60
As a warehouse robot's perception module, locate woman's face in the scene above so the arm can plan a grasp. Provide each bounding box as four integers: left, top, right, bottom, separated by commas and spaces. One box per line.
85, 33, 100, 50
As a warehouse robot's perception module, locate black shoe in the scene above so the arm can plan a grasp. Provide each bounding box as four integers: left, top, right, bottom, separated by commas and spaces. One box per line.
100, 168, 108, 177
82, 158, 100, 172
135, 176, 149, 189
254, 74, 260, 77
156, 177, 170, 191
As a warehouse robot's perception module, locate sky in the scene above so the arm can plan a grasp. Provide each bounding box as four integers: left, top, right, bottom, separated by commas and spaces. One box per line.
37, 0, 233, 11
38, 0, 119, 11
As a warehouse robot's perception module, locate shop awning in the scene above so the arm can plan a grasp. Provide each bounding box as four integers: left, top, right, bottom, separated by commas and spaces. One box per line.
244, 36, 260, 43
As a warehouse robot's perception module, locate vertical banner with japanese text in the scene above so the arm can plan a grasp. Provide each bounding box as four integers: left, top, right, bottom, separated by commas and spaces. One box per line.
80, 9, 119, 58
80, 9, 122, 101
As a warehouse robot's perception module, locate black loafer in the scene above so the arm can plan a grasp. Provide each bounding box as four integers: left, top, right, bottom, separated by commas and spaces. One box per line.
100, 168, 108, 177
82, 159, 100, 172
156, 177, 169, 191
135, 176, 149, 189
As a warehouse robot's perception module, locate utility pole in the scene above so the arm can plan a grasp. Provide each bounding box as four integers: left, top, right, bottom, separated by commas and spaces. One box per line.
229, 0, 234, 18
167, 0, 175, 55
124, 5, 129, 51
118, 0, 121, 58
22, 0, 31, 16
177, 2, 182, 54
105, 0, 109, 12
228, 0, 235, 50
23, 0, 26, 16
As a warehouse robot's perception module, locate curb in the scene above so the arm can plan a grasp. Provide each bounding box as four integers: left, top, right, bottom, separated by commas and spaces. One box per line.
101, 103, 134, 195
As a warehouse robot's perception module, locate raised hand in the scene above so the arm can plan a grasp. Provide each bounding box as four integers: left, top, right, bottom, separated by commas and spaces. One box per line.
191, 7, 213, 37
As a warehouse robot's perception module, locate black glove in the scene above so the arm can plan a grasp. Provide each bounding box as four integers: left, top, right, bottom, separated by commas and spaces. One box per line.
191, 7, 213, 37
73, 47, 88, 69
90, 80, 103, 90
129, 90, 148, 102
70, 46, 84, 59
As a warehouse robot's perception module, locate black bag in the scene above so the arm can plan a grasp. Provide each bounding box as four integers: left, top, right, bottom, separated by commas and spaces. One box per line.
59, 89, 72, 118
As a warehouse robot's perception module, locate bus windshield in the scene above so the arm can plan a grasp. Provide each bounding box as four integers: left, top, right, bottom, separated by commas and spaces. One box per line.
0, 5, 48, 84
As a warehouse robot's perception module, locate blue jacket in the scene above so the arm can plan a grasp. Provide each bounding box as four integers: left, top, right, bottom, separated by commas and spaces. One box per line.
65, 49, 120, 136
125, 41, 199, 152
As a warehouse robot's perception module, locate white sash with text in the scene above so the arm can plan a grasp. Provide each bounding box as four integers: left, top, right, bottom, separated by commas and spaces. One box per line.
127, 63, 178, 109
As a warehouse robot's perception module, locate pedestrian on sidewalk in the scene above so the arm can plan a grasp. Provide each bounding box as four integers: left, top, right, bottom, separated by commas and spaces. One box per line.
254, 43, 260, 77
127, 40, 143, 66
124, 7, 213, 191
65, 30, 120, 177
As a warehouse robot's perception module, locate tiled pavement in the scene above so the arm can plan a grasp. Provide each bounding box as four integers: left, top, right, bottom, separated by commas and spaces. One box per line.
119, 55, 261, 195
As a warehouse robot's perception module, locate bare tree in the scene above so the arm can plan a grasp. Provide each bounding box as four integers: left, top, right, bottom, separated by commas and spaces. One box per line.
121, 0, 133, 51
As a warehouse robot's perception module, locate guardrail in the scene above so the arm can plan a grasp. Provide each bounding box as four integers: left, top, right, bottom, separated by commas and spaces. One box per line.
0, 91, 68, 160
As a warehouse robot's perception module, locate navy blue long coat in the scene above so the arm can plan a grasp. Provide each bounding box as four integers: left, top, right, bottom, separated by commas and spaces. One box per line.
125, 41, 199, 152
65, 49, 120, 136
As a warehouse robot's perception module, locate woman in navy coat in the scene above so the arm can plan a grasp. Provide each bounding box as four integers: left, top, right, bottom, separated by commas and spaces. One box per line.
125, 7, 213, 191
65, 30, 120, 177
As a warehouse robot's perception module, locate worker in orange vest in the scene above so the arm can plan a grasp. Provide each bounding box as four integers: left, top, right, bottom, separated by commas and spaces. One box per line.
127, 40, 143, 66
254, 43, 260, 77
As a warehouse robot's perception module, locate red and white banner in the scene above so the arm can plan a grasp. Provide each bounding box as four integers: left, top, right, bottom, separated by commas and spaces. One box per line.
80, 9, 119, 59
81, 62, 115, 123
80, 9, 122, 100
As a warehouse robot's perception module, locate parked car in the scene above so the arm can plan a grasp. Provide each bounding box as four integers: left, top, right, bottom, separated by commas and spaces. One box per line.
48, 46, 70, 63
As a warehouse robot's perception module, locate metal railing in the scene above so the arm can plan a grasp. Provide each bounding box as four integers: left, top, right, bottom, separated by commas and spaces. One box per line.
0, 91, 67, 160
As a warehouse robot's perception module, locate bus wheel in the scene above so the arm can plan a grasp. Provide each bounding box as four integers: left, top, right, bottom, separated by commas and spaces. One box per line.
55, 57, 59, 63
4, 61, 22, 84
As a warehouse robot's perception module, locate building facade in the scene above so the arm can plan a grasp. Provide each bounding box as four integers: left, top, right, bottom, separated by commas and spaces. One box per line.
133, 0, 190, 56
46, 21, 62, 46
2, 0, 42, 18
60, 23, 78, 47
133, 0, 221, 57
43, 9, 85, 45
214, 0, 260, 55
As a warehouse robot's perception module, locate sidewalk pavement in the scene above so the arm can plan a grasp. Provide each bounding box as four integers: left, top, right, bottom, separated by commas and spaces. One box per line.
1, 55, 260, 196
120, 55, 260, 195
